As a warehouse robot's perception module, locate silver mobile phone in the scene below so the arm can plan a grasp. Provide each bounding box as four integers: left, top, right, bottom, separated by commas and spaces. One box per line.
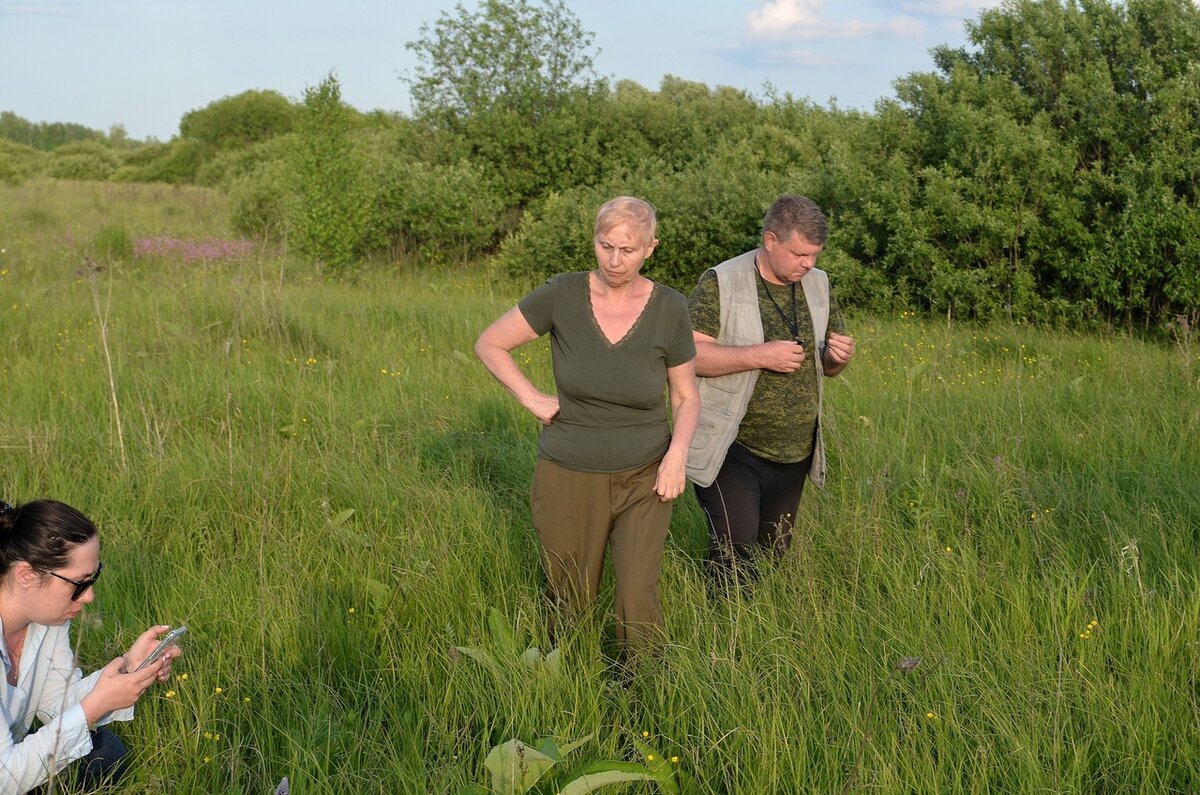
135, 625, 188, 672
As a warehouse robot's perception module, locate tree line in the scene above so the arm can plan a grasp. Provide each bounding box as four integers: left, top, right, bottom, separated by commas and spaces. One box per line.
2, 0, 1197, 332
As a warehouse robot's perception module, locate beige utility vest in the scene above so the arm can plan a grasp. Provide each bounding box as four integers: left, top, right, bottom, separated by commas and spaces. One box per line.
685, 251, 831, 488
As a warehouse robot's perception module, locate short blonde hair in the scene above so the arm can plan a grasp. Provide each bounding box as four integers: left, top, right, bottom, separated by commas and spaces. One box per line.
594, 196, 657, 245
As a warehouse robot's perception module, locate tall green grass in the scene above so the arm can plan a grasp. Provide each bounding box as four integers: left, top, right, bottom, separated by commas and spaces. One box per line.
1, 179, 1198, 793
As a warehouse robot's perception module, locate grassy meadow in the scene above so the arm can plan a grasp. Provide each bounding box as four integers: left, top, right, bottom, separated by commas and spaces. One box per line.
2, 179, 1199, 793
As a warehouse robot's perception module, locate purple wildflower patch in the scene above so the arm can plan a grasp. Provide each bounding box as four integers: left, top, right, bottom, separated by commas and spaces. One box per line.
133, 235, 255, 264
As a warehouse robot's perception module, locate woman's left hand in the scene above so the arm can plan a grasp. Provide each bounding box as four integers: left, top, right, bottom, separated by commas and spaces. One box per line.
657, 361, 700, 502
654, 452, 687, 502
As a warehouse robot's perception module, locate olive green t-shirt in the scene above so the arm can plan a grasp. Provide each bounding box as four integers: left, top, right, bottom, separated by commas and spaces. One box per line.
519, 272, 696, 473
688, 268, 845, 463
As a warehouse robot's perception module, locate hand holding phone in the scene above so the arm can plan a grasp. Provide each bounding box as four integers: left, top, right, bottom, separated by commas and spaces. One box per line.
135, 625, 187, 672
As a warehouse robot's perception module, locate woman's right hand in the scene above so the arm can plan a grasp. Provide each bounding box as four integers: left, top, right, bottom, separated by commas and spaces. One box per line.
522, 392, 560, 426
475, 306, 555, 424
79, 656, 163, 723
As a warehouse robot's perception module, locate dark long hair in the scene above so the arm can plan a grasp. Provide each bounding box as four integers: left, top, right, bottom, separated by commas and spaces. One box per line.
0, 499, 98, 577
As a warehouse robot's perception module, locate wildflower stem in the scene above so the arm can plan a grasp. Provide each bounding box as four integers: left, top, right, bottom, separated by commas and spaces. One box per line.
88, 261, 127, 470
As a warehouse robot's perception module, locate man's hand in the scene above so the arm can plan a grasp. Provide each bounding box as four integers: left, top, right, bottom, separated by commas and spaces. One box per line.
757, 339, 806, 373
823, 332, 855, 374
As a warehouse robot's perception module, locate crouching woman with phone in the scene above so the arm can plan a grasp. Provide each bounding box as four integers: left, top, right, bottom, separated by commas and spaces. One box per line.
0, 499, 181, 793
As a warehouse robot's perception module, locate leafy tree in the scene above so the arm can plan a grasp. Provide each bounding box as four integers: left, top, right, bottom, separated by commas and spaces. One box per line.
831, 0, 1200, 326
402, 0, 605, 210
194, 134, 297, 188
179, 90, 297, 152
942, 0, 1200, 325
103, 124, 143, 150
404, 0, 600, 121
290, 75, 373, 271
0, 111, 104, 150
228, 154, 294, 242
599, 77, 764, 174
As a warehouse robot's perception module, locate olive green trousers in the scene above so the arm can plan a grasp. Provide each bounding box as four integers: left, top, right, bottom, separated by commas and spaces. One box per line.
530, 456, 671, 652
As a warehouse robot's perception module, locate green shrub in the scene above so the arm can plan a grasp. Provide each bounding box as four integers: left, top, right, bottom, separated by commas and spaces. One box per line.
92, 223, 133, 261
819, 249, 896, 312
195, 134, 297, 189
228, 158, 293, 242
492, 186, 605, 284
112, 139, 205, 184
639, 152, 788, 291
372, 158, 506, 265
179, 89, 297, 152
493, 138, 790, 292
289, 75, 373, 272
0, 139, 46, 185
46, 141, 120, 180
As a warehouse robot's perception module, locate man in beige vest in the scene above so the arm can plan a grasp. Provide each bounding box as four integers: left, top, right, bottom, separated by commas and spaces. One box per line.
685, 195, 855, 584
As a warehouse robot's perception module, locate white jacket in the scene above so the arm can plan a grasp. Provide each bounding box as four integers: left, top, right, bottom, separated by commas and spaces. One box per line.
1, 617, 133, 793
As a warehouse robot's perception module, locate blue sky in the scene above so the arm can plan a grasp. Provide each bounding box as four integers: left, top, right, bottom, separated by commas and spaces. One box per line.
0, 0, 1001, 141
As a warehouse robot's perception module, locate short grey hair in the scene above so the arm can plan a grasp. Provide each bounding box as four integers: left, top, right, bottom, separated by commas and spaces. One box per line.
763, 195, 827, 245
595, 196, 657, 245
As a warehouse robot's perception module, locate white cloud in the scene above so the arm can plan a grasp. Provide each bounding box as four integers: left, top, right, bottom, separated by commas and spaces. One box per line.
747, 0, 822, 35
747, 0, 924, 42
901, 1, 1002, 15
747, 0, 876, 40
772, 48, 841, 67
889, 15, 927, 37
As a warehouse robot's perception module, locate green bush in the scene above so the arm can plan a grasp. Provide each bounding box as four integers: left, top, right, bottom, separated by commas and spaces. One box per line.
0, 139, 46, 185
92, 223, 133, 261
228, 158, 293, 242
290, 75, 373, 272
195, 134, 296, 189
372, 158, 506, 265
179, 89, 296, 152
492, 186, 606, 284
819, 248, 896, 312
639, 149, 790, 291
493, 137, 792, 292
46, 141, 120, 181
112, 139, 205, 184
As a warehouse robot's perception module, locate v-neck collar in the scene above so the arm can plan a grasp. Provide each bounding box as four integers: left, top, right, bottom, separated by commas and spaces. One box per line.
585, 273, 658, 348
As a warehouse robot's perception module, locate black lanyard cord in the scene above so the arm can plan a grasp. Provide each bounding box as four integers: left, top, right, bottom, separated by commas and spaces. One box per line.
754, 257, 805, 346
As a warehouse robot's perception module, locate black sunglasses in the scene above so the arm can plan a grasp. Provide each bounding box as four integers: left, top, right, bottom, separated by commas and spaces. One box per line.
45, 561, 104, 601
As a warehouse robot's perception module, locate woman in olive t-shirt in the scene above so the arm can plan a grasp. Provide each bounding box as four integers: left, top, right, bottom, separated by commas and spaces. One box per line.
474, 197, 699, 654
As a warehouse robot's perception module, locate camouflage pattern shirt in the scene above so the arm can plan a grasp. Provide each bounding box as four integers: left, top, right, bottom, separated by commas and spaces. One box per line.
688, 266, 845, 463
